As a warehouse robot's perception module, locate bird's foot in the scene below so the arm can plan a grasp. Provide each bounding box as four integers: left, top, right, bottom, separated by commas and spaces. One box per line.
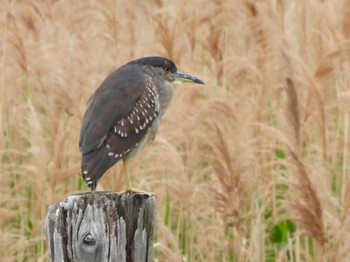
119, 186, 154, 195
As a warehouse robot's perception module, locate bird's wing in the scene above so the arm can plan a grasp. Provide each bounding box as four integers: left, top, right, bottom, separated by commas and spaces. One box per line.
79, 64, 157, 153
79, 64, 159, 188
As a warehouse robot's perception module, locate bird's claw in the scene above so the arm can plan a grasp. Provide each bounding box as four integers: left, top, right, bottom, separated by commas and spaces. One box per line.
119, 186, 154, 195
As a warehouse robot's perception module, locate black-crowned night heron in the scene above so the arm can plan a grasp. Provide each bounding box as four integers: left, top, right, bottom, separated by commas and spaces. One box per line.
79, 56, 204, 191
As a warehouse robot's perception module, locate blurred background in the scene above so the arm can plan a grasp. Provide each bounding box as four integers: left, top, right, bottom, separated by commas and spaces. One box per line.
1, 0, 350, 261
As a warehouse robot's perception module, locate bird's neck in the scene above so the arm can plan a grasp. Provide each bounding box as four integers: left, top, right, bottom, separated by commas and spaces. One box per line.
156, 81, 174, 117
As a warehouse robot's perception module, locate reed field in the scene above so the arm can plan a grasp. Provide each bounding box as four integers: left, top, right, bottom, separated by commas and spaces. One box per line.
1, 0, 350, 261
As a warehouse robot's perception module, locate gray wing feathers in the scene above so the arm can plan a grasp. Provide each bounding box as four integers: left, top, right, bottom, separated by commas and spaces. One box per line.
79, 65, 146, 153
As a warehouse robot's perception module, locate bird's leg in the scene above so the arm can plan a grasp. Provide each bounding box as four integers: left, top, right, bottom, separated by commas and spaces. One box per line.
123, 157, 133, 192
119, 158, 151, 194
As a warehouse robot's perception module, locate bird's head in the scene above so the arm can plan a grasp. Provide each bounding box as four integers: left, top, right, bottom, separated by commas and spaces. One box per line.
129, 56, 205, 85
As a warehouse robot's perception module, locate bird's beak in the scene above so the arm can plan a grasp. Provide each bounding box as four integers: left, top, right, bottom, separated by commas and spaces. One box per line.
173, 71, 205, 85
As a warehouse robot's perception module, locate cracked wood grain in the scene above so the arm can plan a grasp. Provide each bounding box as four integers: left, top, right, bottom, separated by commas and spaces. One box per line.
45, 192, 156, 262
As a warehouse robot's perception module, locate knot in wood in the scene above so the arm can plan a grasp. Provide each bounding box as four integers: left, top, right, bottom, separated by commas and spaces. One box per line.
83, 233, 96, 246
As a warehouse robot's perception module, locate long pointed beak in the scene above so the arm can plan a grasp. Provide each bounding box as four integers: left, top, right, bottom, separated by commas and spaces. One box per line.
173, 71, 205, 85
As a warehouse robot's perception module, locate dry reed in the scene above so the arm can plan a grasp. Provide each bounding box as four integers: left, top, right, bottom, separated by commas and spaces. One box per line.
1, 0, 350, 261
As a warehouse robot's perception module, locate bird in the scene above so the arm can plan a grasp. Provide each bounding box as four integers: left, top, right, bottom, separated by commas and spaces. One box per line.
79, 56, 205, 191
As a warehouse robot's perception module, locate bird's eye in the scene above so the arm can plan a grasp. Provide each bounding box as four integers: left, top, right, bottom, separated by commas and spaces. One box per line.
164, 67, 171, 73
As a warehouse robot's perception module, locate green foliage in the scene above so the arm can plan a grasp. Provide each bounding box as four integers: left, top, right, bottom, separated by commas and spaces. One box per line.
270, 220, 296, 245
164, 188, 171, 226
275, 149, 286, 160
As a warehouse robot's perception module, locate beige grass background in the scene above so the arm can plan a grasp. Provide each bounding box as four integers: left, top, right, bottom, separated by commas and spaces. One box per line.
1, 0, 350, 261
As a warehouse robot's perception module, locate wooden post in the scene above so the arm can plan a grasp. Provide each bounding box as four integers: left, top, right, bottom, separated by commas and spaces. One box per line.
45, 192, 156, 262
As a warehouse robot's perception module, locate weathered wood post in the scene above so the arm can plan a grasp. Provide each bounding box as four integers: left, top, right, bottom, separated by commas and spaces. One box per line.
45, 192, 156, 262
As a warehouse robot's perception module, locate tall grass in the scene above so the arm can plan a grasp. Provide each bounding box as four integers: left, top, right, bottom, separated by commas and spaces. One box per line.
1, 0, 350, 261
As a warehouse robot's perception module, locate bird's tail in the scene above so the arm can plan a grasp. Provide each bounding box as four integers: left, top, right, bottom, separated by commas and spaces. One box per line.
81, 147, 121, 191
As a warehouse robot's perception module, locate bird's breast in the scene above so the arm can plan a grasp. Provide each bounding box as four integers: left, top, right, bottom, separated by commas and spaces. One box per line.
156, 82, 174, 117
